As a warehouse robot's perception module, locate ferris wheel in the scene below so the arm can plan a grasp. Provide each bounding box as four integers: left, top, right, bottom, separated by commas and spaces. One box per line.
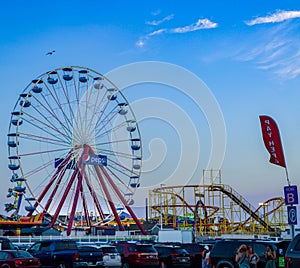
6, 66, 145, 235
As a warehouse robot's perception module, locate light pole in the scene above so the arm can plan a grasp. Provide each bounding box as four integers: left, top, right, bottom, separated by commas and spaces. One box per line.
160, 183, 165, 230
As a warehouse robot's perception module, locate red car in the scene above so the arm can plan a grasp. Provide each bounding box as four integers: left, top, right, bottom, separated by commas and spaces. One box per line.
0, 250, 41, 268
113, 242, 159, 268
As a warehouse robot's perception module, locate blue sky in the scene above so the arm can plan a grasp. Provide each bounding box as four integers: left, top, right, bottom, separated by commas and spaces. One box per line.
1, 1, 300, 222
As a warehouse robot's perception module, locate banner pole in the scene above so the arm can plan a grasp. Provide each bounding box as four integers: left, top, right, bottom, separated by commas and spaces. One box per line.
285, 167, 291, 186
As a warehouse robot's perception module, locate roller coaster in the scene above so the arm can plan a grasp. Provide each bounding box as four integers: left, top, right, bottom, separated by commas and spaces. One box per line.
149, 170, 288, 236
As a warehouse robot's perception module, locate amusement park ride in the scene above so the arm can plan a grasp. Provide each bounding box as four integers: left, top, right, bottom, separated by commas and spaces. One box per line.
4, 66, 146, 235
2, 66, 288, 237
149, 170, 288, 236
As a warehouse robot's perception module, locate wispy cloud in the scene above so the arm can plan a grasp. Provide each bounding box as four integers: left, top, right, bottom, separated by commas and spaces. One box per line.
151, 9, 161, 16
137, 17, 218, 48
170, 19, 217, 33
246, 10, 300, 26
146, 14, 174, 26
236, 23, 300, 79
148, 29, 167, 36
136, 29, 167, 48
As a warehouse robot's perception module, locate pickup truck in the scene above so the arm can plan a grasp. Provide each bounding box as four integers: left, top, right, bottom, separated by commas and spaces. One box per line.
27, 239, 104, 268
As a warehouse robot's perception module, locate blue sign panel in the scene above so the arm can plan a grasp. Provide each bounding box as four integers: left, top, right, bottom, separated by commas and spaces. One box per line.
82, 153, 107, 166
284, 185, 299, 205
288, 206, 297, 225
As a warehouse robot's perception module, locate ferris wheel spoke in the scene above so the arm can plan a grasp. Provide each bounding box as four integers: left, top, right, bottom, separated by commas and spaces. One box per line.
24, 159, 56, 180
60, 85, 77, 131
105, 166, 134, 194
108, 158, 139, 177
96, 138, 133, 146
85, 82, 104, 121
95, 121, 128, 140
30, 91, 74, 139
19, 132, 70, 148
27, 97, 72, 137
21, 111, 72, 142
42, 76, 75, 131
84, 88, 114, 135
94, 91, 113, 128
95, 105, 120, 133
18, 147, 70, 157
99, 148, 139, 160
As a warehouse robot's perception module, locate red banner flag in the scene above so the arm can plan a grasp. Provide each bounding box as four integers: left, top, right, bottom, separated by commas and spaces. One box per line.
259, 115, 286, 168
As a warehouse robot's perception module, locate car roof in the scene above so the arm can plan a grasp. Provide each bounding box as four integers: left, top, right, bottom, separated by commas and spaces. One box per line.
154, 244, 183, 248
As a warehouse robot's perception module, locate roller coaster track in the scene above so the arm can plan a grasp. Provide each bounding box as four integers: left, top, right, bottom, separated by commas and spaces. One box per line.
208, 184, 275, 232
152, 188, 218, 222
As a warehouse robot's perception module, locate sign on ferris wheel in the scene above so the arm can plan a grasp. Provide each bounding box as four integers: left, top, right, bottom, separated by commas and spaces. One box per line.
82, 153, 107, 166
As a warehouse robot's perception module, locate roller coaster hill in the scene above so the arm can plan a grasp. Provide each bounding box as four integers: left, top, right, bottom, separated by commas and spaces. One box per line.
149, 170, 289, 237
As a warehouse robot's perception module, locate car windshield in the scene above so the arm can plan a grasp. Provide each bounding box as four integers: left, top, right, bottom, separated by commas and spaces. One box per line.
102, 247, 118, 253
171, 248, 188, 254
136, 245, 156, 253
55, 241, 77, 250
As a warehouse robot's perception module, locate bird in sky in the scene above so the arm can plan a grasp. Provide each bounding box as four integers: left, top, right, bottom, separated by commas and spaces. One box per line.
46, 50, 55, 55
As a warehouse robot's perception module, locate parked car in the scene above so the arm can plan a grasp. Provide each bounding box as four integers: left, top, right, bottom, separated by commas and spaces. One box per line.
98, 245, 121, 268
113, 241, 159, 268
180, 243, 208, 267
76, 244, 104, 267
27, 239, 79, 268
285, 234, 300, 268
209, 239, 274, 268
0, 237, 15, 250
0, 249, 41, 268
153, 244, 190, 268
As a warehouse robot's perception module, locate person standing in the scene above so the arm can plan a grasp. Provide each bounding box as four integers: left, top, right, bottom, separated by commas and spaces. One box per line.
202, 245, 210, 268
264, 244, 276, 268
235, 244, 250, 268
247, 245, 260, 268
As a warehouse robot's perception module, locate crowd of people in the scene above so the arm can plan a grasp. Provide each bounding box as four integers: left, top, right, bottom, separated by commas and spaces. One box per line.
235, 244, 277, 268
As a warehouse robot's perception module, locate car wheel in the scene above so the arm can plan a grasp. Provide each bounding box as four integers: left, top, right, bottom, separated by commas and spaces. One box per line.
122, 262, 130, 268
1, 265, 10, 268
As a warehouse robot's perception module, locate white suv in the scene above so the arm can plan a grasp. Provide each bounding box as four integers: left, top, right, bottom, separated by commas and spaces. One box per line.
98, 245, 122, 268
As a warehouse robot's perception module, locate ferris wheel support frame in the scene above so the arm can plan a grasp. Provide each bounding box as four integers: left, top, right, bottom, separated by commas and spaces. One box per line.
27, 152, 73, 217
66, 146, 89, 236
82, 170, 105, 219
89, 146, 147, 235
50, 166, 79, 228
99, 165, 147, 235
